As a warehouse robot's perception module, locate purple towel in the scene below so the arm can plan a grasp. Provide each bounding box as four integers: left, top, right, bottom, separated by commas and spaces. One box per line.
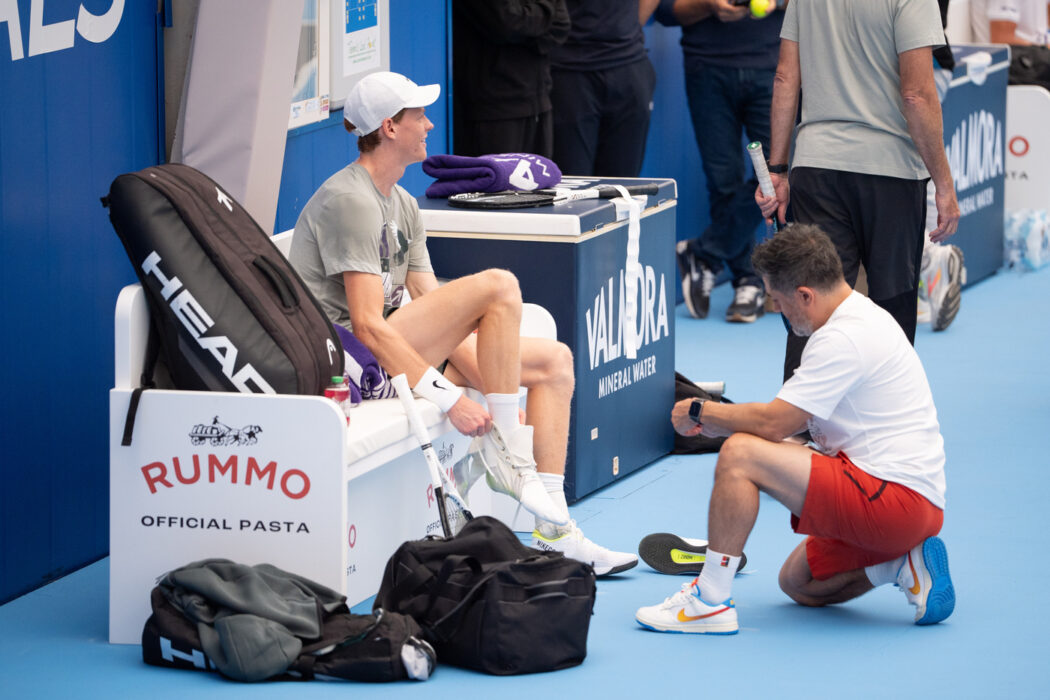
333, 325, 396, 402
423, 153, 561, 197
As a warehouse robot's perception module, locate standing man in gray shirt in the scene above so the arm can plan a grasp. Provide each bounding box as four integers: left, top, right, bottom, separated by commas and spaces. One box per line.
756, 0, 961, 381
290, 72, 637, 576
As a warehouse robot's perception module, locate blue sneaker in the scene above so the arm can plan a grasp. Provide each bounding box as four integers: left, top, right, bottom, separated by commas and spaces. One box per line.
898, 536, 955, 625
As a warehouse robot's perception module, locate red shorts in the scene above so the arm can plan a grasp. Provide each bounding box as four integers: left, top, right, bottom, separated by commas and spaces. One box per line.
792, 452, 943, 580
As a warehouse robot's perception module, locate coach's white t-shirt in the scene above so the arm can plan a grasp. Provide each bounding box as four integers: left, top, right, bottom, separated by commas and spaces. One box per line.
777, 292, 946, 508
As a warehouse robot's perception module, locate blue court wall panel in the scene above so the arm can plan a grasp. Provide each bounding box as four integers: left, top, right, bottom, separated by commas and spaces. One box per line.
0, 1, 161, 603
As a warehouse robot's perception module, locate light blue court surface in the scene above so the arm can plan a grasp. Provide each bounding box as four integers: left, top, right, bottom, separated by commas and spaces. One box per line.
2, 268, 1048, 699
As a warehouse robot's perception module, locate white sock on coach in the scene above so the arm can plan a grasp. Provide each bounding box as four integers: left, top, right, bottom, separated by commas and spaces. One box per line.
696, 549, 740, 604
865, 555, 906, 588
485, 392, 521, 435
535, 472, 571, 538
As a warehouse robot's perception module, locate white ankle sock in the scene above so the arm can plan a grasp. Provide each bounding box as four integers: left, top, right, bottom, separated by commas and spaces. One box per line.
485, 392, 521, 435
865, 555, 905, 587
696, 549, 740, 604
535, 472, 571, 538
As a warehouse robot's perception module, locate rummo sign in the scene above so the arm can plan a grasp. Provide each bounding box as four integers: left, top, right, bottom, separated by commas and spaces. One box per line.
1, 0, 125, 61
109, 390, 348, 644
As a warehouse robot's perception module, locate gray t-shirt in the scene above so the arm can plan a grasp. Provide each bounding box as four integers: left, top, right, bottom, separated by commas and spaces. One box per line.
781, 0, 945, 180
289, 163, 433, 331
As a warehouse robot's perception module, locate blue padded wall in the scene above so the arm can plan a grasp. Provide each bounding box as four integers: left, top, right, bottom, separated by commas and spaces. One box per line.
0, 1, 162, 603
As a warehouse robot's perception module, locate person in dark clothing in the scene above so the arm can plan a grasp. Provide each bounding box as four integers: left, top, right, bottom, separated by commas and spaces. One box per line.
549, 0, 658, 176
452, 0, 570, 158
655, 0, 785, 324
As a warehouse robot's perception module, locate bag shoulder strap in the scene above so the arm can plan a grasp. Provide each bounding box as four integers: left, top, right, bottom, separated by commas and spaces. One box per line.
121, 319, 161, 446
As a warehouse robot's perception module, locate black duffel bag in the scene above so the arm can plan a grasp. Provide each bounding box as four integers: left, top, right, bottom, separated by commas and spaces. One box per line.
374, 516, 596, 675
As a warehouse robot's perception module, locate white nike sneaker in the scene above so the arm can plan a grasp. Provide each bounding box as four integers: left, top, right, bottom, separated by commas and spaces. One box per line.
896, 536, 955, 625
920, 243, 966, 331
531, 520, 638, 576
478, 425, 567, 526
452, 444, 487, 505
635, 579, 739, 634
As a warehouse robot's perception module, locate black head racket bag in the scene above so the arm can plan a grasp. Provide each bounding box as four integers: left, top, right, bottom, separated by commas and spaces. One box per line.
103, 163, 342, 397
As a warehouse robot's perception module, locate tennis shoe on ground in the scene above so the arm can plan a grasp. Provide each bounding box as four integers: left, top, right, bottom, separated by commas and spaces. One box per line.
532, 520, 638, 576
676, 240, 716, 319
479, 424, 567, 526
726, 284, 766, 323
896, 536, 955, 625
638, 532, 747, 575
920, 243, 966, 331
635, 579, 739, 634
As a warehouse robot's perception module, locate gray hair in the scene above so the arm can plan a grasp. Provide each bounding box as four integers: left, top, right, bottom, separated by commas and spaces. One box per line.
751, 223, 844, 294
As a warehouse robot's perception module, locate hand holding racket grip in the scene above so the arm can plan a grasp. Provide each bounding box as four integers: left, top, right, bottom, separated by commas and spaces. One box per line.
747, 142, 776, 198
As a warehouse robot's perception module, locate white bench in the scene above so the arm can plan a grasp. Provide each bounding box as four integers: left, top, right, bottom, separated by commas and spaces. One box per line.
108, 230, 554, 644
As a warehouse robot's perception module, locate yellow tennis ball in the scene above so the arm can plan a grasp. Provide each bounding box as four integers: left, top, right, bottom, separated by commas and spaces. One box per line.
750, 0, 772, 18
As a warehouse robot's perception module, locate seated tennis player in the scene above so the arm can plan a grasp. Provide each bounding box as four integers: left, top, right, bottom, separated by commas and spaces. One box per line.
636, 224, 954, 634
289, 71, 636, 575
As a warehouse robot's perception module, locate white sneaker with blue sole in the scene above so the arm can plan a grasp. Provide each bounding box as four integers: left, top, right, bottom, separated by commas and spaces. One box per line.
635, 579, 739, 634
898, 536, 955, 625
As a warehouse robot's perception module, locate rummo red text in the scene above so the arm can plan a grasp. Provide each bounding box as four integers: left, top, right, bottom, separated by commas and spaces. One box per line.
140, 454, 311, 499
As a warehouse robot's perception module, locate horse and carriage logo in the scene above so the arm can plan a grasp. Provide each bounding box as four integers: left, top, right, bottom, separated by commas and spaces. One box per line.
189, 416, 263, 446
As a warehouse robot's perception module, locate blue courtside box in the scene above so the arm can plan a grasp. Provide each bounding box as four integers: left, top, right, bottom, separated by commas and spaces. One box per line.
942, 45, 1009, 285
420, 178, 677, 501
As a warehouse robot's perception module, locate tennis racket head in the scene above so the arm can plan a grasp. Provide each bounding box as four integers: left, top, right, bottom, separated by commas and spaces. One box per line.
447, 191, 555, 209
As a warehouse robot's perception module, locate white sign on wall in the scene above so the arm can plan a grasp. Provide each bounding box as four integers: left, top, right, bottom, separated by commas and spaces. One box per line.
1005, 85, 1050, 212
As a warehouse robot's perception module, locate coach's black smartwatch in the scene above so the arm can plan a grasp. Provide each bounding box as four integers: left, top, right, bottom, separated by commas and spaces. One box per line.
767, 162, 789, 174
688, 398, 707, 424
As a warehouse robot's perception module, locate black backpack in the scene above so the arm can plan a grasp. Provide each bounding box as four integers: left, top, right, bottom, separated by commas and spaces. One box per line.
142, 579, 433, 682
103, 163, 342, 398
672, 371, 732, 454
374, 516, 596, 675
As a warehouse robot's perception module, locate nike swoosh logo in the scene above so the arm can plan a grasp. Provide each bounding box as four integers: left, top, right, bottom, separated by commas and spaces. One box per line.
432, 380, 447, 391
677, 606, 729, 622
907, 553, 922, 595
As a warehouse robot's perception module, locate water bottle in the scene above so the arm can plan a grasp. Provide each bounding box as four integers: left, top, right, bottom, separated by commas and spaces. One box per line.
324, 375, 351, 425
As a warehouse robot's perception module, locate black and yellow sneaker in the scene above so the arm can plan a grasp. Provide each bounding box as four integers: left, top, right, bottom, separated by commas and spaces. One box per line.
638, 533, 747, 575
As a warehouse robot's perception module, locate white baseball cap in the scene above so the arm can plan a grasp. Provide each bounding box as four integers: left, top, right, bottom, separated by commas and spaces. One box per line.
342, 71, 440, 137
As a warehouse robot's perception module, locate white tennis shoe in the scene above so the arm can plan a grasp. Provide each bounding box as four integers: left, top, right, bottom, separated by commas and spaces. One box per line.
478, 424, 567, 526
531, 521, 638, 576
897, 536, 955, 625
635, 579, 739, 635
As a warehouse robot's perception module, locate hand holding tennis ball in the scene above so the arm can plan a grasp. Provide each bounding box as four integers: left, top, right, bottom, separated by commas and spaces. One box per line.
750, 0, 775, 18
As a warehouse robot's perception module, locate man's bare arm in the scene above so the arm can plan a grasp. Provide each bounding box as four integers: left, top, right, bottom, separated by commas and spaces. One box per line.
672, 397, 810, 442
989, 19, 1031, 44
899, 45, 959, 242
757, 38, 800, 224
670, 0, 748, 25
344, 271, 433, 383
